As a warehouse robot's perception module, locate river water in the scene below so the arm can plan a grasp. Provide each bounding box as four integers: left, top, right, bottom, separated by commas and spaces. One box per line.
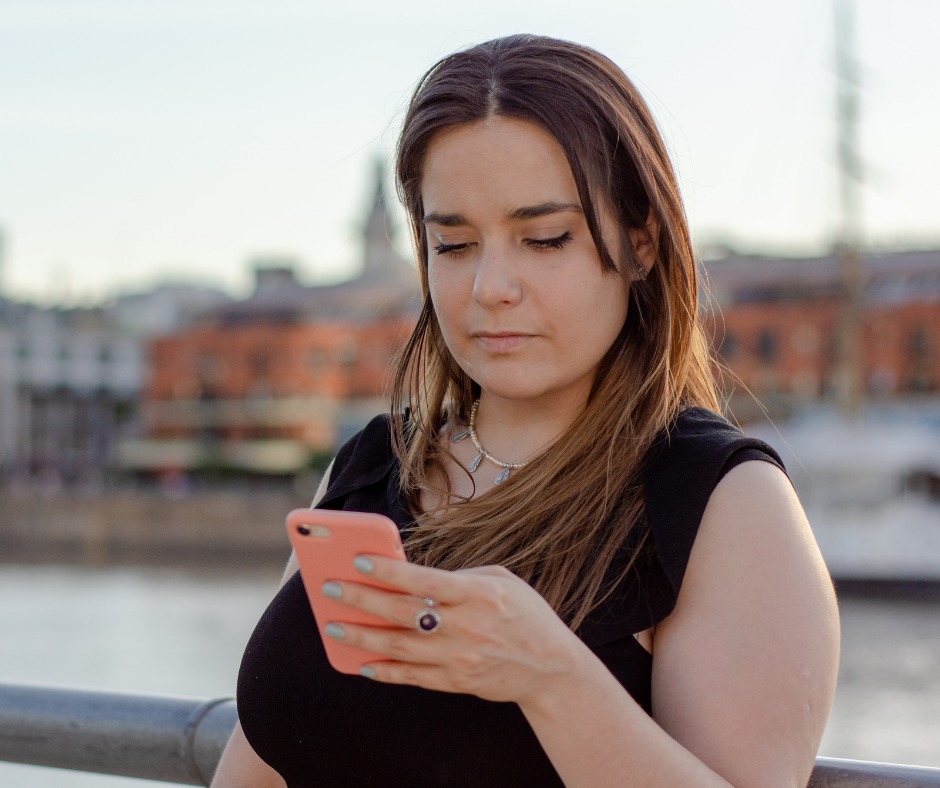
0, 564, 938, 786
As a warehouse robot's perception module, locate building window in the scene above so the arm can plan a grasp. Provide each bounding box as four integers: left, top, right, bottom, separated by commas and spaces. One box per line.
196, 353, 223, 395
251, 351, 271, 376
904, 372, 933, 393
756, 329, 778, 363
336, 336, 358, 365
908, 326, 930, 359
718, 331, 738, 359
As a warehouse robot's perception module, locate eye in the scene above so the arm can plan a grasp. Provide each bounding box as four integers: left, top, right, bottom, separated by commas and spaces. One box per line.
523, 231, 573, 251
433, 241, 473, 258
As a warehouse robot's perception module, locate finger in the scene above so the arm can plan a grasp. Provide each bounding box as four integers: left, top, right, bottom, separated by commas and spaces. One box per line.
327, 621, 443, 665
323, 580, 430, 630
360, 660, 459, 693
456, 564, 515, 579
353, 554, 467, 606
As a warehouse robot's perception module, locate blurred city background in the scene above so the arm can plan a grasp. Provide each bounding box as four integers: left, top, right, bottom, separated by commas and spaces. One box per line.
1, 0, 938, 784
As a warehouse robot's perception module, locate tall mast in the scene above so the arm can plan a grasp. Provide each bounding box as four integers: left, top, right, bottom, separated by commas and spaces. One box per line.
834, 0, 864, 415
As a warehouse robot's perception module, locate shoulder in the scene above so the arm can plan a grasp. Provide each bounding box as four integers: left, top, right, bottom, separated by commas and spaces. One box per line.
697, 458, 807, 561
577, 408, 788, 643
318, 413, 397, 508
642, 407, 786, 596
645, 406, 784, 478
331, 414, 394, 478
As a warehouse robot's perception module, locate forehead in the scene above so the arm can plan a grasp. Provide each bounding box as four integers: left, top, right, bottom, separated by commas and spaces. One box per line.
420, 117, 581, 218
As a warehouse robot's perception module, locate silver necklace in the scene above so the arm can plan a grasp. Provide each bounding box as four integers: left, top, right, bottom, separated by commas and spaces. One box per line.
450, 399, 528, 485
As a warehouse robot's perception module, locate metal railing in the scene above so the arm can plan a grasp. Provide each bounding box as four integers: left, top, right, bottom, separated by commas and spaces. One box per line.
0, 682, 232, 784
1, 682, 940, 786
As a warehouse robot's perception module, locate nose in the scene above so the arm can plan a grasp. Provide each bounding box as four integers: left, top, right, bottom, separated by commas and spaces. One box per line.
471, 244, 523, 308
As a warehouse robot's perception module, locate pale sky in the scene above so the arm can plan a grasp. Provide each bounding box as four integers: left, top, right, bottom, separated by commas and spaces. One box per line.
1, 0, 938, 305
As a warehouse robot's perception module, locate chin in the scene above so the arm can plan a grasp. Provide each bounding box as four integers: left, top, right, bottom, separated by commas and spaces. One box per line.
471, 377, 544, 402
475, 378, 572, 404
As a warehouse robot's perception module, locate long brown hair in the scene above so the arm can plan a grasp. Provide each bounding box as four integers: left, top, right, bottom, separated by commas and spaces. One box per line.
391, 34, 719, 631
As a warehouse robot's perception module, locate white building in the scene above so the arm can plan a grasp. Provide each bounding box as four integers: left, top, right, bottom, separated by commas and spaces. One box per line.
0, 285, 229, 488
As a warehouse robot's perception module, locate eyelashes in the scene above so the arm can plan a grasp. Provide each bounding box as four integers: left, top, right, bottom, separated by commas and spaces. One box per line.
432, 241, 471, 257
433, 231, 574, 258
525, 230, 573, 250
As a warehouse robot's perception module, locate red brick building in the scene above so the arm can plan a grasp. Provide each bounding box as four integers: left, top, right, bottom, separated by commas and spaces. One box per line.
143, 317, 413, 447
119, 169, 419, 476
702, 249, 940, 419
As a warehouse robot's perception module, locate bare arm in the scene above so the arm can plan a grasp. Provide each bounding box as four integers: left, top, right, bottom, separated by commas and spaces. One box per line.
209, 466, 333, 787
519, 460, 840, 787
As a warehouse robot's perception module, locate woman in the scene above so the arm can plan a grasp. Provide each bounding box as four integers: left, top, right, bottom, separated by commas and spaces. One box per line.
213, 34, 839, 787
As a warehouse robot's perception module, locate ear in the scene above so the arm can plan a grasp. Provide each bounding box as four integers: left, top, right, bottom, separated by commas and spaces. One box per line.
627, 214, 659, 280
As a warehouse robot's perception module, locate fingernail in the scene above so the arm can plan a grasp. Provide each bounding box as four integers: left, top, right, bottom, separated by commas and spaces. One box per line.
321, 581, 342, 599
360, 665, 377, 679
353, 556, 374, 574
324, 623, 345, 639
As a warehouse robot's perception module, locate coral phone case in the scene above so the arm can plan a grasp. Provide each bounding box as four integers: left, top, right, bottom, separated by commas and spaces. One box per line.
286, 508, 407, 675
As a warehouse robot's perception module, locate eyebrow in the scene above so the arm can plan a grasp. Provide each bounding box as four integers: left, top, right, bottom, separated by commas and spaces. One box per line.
422, 201, 582, 226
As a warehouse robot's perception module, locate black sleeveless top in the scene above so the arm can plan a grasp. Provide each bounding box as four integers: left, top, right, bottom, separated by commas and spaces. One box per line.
237, 407, 783, 787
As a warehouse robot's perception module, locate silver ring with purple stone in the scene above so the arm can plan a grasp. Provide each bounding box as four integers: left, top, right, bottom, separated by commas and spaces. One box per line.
415, 606, 442, 634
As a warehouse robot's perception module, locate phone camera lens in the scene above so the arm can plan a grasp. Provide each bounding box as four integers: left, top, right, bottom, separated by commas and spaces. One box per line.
297, 524, 311, 536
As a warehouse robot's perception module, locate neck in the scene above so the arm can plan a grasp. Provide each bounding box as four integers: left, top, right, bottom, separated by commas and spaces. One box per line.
469, 391, 586, 464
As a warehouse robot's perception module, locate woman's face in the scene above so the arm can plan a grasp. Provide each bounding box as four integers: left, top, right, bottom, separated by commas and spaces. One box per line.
420, 116, 629, 412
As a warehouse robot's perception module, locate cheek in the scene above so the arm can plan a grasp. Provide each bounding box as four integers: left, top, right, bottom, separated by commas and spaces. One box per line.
428, 265, 461, 333
582, 282, 629, 350
568, 272, 628, 321
427, 264, 444, 303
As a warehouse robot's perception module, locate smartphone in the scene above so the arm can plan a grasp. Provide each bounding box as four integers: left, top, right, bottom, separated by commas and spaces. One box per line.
286, 508, 408, 675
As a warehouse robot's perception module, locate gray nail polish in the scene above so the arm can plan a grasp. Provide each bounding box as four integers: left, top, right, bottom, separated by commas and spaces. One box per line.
322, 581, 342, 599
360, 665, 377, 679
324, 623, 345, 639
353, 556, 374, 574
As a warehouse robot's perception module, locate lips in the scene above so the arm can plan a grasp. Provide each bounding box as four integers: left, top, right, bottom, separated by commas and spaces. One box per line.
472, 332, 534, 353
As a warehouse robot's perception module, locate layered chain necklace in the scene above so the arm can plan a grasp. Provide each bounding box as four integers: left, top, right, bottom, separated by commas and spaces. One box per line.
450, 399, 529, 485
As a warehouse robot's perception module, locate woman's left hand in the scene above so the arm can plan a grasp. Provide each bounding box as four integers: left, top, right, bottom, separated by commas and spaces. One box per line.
322, 555, 586, 705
